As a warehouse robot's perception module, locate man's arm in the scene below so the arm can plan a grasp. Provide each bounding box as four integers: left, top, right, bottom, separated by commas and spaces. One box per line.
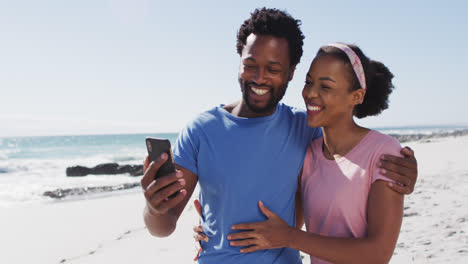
379, 146, 418, 194
295, 168, 304, 229
295, 190, 304, 229
141, 154, 198, 237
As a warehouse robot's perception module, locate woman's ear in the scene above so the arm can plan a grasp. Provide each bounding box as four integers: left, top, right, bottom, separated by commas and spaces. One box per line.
351, 89, 365, 106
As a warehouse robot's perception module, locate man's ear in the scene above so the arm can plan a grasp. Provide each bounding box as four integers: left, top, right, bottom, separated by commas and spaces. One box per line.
287, 65, 296, 81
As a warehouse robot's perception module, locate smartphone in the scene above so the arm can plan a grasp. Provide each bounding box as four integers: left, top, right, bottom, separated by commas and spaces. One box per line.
145, 137, 179, 198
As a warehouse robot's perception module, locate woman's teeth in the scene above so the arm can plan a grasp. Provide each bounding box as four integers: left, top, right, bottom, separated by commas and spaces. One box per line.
251, 87, 269, 95
307, 105, 322, 111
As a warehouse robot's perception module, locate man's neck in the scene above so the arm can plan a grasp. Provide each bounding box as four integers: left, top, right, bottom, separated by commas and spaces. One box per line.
224, 100, 276, 118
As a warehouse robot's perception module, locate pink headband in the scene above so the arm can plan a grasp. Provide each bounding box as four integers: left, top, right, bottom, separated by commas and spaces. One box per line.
327, 43, 367, 91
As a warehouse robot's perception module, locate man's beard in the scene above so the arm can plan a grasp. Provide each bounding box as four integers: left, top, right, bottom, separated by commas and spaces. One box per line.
240, 79, 288, 114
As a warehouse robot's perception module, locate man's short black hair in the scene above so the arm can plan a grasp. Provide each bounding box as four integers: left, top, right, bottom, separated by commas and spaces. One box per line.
236, 7, 304, 67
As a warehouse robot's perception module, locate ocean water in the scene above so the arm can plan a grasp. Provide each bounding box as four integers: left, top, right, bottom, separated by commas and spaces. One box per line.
0, 133, 178, 207
0, 126, 466, 207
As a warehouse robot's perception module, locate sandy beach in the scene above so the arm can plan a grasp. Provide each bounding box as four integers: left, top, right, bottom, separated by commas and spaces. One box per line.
2, 135, 468, 263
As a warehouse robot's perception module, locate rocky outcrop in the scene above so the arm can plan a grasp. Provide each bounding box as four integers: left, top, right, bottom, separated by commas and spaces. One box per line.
66, 163, 143, 177
390, 129, 468, 143
43, 182, 140, 199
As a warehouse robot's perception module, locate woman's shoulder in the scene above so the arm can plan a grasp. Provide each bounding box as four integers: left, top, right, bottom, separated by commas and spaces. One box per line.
366, 130, 402, 155
369, 129, 400, 143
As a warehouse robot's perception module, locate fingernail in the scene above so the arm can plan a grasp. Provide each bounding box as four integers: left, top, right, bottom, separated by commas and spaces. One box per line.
161, 153, 168, 159
205, 237, 209, 242
377, 161, 382, 167
176, 171, 183, 178
388, 182, 393, 187
179, 179, 186, 186
227, 235, 231, 239
230, 241, 234, 246
380, 154, 385, 159
380, 168, 386, 174
240, 249, 245, 253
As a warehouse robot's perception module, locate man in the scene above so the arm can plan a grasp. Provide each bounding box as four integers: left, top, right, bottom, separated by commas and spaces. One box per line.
141, 8, 417, 263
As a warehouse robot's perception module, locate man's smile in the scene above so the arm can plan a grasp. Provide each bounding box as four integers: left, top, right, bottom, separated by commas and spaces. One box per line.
251, 87, 270, 96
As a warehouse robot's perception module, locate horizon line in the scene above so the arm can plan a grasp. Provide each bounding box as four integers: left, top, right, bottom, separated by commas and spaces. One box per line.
2, 123, 468, 139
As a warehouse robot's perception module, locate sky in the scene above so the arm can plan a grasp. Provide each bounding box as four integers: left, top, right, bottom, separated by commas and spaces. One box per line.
1, 0, 467, 137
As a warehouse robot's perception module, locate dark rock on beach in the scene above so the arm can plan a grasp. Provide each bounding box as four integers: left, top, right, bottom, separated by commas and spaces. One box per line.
43, 182, 141, 199
66, 163, 143, 177
390, 129, 468, 143
66, 166, 91, 176
117, 164, 144, 176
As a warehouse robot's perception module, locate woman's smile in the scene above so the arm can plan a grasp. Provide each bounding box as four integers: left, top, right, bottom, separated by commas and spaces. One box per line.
306, 103, 324, 116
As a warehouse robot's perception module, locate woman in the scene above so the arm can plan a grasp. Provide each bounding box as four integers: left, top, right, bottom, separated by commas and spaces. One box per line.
199, 43, 404, 263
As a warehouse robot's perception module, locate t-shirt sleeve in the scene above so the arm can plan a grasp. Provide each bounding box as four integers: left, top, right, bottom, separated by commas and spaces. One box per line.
311, 127, 323, 140
371, 136, 402, 184
303, 123, 322, 144
291, 108, 322, 143
172, 122, 200, 176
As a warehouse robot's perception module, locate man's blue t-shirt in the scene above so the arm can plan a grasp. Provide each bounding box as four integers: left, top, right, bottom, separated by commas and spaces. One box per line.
173, 103, 322, 264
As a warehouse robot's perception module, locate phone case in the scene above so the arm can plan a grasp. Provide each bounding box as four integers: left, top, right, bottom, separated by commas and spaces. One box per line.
145, 138, 176, 180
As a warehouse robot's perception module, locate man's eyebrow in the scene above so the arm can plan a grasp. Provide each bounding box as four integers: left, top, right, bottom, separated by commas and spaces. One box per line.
243, 58, 283, 67
319, 77, 336, 83
268, 61, 282, 66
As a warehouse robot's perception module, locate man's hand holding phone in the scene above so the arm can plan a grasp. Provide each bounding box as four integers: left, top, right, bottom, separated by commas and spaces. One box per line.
141, 153, 187, 215
141, 138, 198, 237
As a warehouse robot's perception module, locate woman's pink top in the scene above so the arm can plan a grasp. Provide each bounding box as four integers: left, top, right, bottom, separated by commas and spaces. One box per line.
300, 130, 401, 264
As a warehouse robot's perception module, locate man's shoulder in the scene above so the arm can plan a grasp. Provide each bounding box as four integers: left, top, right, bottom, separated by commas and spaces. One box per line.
182, 105, 224, 130
277, 103, 307, 121
277, 103, 322, 139
279, 103, 306, 115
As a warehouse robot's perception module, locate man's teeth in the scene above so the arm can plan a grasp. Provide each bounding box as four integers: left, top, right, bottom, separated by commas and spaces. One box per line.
251, 87, 269, 95
307, 105, 322, 111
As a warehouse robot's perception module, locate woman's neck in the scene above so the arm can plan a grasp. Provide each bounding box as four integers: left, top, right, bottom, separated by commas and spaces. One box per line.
321, 119, 369, 160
